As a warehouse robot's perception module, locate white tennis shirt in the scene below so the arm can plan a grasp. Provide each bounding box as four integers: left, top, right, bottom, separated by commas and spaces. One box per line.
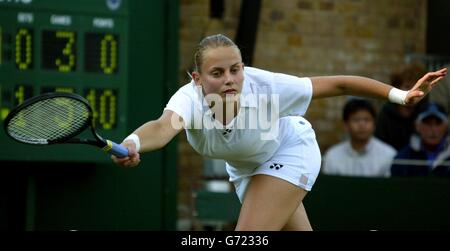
164, 67, 313, 169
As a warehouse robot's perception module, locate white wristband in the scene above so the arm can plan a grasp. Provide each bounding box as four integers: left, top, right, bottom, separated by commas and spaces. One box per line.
388, 87, 408, 105
124, 133, 141, 153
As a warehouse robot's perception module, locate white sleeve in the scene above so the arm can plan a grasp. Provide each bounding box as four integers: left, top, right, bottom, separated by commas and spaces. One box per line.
272, 73, 313, 117
164, 86, 194, 128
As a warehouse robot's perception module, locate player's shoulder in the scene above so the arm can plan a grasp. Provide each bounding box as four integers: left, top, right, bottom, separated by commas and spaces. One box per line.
244, 66, 311, 92
243, 67, 277, 94
244, 66, 274, 75
172, 81, 199, 99
177, 81, 196, 93
244, 67, 275, 82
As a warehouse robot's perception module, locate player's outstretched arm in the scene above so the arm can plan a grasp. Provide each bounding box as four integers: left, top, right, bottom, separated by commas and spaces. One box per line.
112, 110, 184, 168
311, 68, 447, 105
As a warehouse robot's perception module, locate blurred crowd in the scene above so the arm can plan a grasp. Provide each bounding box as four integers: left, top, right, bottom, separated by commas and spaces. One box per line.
321, 63, 450, 178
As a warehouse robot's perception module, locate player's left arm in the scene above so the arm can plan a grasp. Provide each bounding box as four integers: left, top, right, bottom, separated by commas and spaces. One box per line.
310, 68, 447, 105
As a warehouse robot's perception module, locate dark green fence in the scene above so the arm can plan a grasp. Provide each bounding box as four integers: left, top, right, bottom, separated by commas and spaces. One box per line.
194, 175, 450, 230
306, 175, 450, 230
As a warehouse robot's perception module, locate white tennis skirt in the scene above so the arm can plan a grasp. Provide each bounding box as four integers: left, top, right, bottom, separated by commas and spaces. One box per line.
226, 116, 322, 202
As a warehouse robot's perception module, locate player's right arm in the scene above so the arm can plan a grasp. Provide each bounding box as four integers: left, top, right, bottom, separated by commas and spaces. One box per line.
112, 110, 184, 167
133, 110, 184, 152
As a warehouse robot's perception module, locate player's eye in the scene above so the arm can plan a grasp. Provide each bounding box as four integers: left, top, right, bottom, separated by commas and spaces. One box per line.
211, 71, 222, 78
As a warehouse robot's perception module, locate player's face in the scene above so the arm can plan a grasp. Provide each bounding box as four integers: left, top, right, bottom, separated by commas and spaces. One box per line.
194, 46, 244, 102
416, 117, 448, 147
345, 110, 375, 142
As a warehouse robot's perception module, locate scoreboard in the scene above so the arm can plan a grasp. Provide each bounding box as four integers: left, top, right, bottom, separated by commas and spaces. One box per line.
0, 0, 179, 230
0, 0, 129, 162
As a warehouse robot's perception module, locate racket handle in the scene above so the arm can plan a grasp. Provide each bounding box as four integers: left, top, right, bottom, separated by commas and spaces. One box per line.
104, 140, 129, 158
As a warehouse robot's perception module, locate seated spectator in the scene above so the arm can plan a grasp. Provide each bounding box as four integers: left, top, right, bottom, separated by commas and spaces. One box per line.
391, 102, 450, 177
322, 99, 397, 177
375, 63, 428, 150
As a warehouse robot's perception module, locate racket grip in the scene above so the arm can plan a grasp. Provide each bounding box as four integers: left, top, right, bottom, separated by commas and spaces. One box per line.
105, 140, 129, 158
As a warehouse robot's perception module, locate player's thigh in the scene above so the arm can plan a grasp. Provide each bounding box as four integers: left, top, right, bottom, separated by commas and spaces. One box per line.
282, 202, 312, 231
235, 174, 308, 231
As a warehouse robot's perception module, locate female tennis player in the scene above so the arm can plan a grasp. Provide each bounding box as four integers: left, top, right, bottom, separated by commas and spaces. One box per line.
112, 34, 447, 231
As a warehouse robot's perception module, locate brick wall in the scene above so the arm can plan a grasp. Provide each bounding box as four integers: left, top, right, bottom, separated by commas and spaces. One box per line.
255, 0, 427, 149
176, 0, 427, 230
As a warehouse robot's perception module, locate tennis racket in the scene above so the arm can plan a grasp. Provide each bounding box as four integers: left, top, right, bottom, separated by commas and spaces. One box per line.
3, 92, 129, 158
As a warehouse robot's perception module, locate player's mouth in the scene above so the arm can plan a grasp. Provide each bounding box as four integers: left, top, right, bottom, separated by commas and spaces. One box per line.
222, 89, 237, 95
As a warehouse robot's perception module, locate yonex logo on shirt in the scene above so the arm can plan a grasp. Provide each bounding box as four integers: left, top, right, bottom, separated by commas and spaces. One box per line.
222, 129, 232, 136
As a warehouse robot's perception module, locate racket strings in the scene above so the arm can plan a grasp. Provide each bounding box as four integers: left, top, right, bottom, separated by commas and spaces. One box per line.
7, 97, 90, 144
17, 101, 83, 136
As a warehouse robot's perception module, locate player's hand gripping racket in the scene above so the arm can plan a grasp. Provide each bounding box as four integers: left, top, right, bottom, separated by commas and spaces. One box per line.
3, 92, 129, 158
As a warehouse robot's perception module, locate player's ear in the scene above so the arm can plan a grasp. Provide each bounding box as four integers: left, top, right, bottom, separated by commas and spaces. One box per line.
192, 71, 201, 86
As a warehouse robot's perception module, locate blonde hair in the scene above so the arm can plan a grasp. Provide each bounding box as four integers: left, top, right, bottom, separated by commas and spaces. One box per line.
194, 34, 241, 72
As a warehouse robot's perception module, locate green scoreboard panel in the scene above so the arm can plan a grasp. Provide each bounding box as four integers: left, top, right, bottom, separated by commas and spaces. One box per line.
0, 0, 178, 230
0, 0, 128, 162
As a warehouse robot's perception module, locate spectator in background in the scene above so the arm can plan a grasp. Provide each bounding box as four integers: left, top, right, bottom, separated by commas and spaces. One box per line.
375, 63, 428, 150
322, 99, 396, 177
391, 102, 450, 177
430, 63, 450, 125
